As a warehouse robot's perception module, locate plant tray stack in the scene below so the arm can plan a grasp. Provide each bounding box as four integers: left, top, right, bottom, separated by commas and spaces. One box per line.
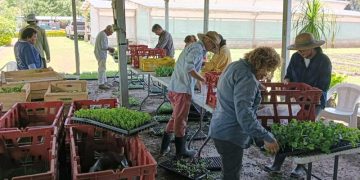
258, 82, 322, 128
44, 80, 88, 104
0, 84, 27, 111
139, 56, 175, 72
132, 48, 166, 69
25, 81, 56, 102
0, 127, 58, 180
70, 125, 157, 180
0, 68, 63, 85
205, 72, 222, 108
129, 45, 148, 67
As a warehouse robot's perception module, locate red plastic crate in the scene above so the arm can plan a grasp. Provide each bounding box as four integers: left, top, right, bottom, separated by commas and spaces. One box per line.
205, 72, 222, 108
0, 101, 64, 131
132, 48, 166, 68
0, 103, 3, 118
0, 127, 58, 180
258, 82, 322, 128
70, 125, 157, 180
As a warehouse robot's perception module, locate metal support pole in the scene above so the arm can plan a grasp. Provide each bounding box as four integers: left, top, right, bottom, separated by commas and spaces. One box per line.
72, 0, 80, 75
112, 0, 129, 107
164, 0, 169, 30
333, 155, 339, 180
203, 0, 209, 33
280, 0, 292, 80
307, 163, 312, 180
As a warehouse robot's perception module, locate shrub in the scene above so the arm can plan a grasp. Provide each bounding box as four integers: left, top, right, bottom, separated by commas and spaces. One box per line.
45, 30, 66, 37
0, 16, 15, 46
330, 73, 347, 88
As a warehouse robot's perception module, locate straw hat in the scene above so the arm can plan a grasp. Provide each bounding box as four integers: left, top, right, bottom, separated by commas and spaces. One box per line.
287, 32, 325, 50
26, 14, 37, 22
197, 31, 221, 53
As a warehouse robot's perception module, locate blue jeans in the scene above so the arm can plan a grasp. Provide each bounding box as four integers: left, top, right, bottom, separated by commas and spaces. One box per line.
213, 138, 244, 180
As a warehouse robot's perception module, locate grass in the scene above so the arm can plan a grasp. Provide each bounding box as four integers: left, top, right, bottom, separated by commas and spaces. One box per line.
1, 37, 359, 85
0, 37, 118, 73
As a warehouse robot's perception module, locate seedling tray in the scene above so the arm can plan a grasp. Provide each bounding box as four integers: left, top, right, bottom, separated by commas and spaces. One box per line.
153, 115, 171, 123
159, 159, 208, 180
278, 141, 360, 157
150, 124, 165, 136
128, 83, 144, 90
200, 157, 222, 171
71, 117, 158, 136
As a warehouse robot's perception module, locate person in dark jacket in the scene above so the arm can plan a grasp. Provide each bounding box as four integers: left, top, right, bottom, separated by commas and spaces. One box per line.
152, 24, 175, 57
265, 32, 332, 178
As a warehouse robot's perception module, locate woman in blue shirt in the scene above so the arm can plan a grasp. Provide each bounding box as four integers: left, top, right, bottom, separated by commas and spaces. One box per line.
209, 47, 281, 180
14, 27, 43, 70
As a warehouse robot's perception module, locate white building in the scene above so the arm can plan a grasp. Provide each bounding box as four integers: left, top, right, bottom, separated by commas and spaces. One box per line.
82, 0, 360, 48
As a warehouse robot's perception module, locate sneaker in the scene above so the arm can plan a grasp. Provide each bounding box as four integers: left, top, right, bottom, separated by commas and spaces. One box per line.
99, 84, 110, 90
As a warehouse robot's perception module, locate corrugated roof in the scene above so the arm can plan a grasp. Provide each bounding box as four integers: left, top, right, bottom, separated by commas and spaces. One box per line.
85, 0, 360, 17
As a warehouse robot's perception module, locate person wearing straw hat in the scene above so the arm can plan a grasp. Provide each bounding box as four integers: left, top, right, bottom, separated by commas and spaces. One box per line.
159, 31, 221, 158
285, 32, 332, 114
19, 14, 50, 68
265, 32, 332, 178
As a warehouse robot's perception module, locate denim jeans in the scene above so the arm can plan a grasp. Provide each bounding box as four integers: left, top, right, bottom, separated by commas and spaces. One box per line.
213, 138, 244, 180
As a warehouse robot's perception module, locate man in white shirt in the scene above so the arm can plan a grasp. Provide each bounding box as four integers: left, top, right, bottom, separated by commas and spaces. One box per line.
94, 25, 115, 90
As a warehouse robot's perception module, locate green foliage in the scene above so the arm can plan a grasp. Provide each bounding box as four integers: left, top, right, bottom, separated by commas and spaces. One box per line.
292, 0, 338, 44
153, 115, 171, 122
0, 16, 16, 46
158, 102, 173, 114
0, 84, 24, 93
155, 66, 174, 77
14, 30, 66, 38
330, 73, 347, 88
74, 108, 152, 131
46, 30, 66, 37
174, 159, 209, 178
271, 119, 360, 153
74, 71, 118, 79
128, 97, 140, 106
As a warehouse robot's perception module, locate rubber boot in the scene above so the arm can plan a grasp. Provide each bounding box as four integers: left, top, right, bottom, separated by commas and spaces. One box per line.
264, 153, 287, 173
159, 132, 171, 155
290, 164, 306, 178
174, 137, 196, 158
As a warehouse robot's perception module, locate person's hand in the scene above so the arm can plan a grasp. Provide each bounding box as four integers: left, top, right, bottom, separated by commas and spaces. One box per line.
259, 83, 266, 90
199, 76, 206, 83
46, 59, 50, 63
283, 78, 290, 85
108, 47, 115, 53
264, 140, 279, 155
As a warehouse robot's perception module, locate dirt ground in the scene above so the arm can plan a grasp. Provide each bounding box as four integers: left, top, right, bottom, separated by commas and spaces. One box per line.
87, 79, 360, 180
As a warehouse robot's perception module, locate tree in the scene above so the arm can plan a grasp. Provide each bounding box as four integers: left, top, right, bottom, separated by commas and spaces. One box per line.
5, 0, 82, 17
292, 0, 338, 47
0, 0, 16, 45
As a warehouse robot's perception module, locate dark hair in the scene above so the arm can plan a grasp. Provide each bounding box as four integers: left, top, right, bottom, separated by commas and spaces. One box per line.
219, 34, 226, 47
184, 35, 197, 43
152, 24, 162, 32
21, 27, 37, 40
